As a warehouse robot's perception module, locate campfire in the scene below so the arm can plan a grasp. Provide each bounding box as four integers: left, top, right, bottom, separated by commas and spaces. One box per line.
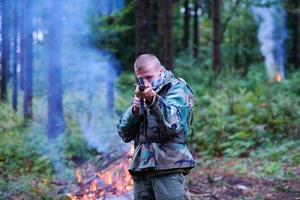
270, 64, 283, 83
274, 72, 282, 82
67, 145, 134, 200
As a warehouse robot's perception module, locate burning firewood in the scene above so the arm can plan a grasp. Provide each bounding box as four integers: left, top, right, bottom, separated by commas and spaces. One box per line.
67, 145, 134, 200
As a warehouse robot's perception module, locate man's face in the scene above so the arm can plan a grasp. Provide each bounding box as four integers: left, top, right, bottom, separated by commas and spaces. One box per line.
135, 65, 163, 84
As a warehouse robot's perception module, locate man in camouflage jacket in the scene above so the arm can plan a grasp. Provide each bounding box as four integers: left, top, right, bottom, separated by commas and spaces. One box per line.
117, 54, 195, 200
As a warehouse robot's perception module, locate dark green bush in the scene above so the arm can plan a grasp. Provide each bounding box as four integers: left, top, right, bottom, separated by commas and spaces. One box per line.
172, 60, 300, 157
0, 104, 97, 198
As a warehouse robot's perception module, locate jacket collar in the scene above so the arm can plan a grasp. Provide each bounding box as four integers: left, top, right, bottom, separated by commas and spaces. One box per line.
154, 70, 175, 92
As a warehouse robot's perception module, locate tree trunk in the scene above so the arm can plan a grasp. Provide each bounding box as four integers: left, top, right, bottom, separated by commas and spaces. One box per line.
183, 0, 190, 49
193, 0, 200, 58
157, 0, 164, 60
150, 0, 159, 57
0, 0, 10, 102
290, 2, 299, 69
163, 0, 173, 70
204, 0, 212, 19
135, 0, 150, 57
212, 0, 221, 73
19, 0, 25, 91
23, 0, 33, 119
12, 0, 19, 111
47, 0, 64, 139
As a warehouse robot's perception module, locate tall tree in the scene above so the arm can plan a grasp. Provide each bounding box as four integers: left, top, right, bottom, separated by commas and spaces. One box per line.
212, 0, 221, 73
183, 0, 190, 49
47, 0, 64, 138
162, 0, 173, 70
149, 0, 160, 58
220, 0, 242, 43
193, 0, 200, 58
157, 0, 164, 60
135, 0, 150, 56
23, 0, 33, 118
203, 0, 212, 19
286, 0, 299, 69
12, 0, 19, 111
0, 0, 10, 101
291, 10, 299, 69
19, 0, 25, 91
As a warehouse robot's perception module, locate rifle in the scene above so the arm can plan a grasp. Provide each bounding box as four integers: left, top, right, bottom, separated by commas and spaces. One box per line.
137, 78, 146, 118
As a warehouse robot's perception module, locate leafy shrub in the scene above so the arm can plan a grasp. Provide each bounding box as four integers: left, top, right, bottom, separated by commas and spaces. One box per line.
0, 103, 97, 198
173, 60, 300, 157
0, 104, 54, 198
115, 72, 136, 115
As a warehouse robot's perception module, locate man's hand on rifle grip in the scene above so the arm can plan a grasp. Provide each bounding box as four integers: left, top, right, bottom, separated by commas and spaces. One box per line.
134, 82, 156, 103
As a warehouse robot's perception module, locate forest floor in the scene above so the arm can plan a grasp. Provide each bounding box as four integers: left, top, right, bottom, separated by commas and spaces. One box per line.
187, 157, 300, 200
63, 155, 300, 200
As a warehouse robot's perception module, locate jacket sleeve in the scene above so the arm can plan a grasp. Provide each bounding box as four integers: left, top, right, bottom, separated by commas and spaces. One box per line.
117, 105, 141, 143
150, 81, 191, 135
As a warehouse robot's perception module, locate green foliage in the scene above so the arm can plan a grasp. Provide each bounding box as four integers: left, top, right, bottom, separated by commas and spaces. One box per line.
220, 0, 261, 71
251, 140, 300, 166
0, 104, 54, 198
226, 139, 300, 178
0, 104, 98, 198
63, 113, 98, 164
90, 1, 135, 70
89, 0, 265, 75
233, 159, 287, 178
0, 103, 24, 133
261, 162, 284, 176
116, 58, 300, 158
0, 106, 50, 175
115, 72, 136, 115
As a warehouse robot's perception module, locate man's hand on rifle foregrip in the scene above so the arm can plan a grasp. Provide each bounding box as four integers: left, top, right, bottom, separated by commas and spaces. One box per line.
132, 96, 140, 115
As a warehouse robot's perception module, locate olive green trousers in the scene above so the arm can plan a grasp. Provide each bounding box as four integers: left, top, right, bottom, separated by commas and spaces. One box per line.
132, 173, 186, 200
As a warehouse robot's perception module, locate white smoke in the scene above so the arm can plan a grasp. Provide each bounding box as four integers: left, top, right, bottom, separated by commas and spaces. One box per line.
251, 0, 287, 80
30, 0, 126, 175
59, 0, 126, 153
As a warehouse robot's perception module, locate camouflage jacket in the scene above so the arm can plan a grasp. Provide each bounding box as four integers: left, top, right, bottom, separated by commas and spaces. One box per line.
117, 71, 195, 174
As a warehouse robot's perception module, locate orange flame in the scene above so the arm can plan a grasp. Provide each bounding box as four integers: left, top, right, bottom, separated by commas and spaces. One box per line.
96, 153, 133, 194
90, 180, 97, 192
274, 73, 282, 82
66, 193, 77, 200
82, 195, 89, 200
68, 145, 134, 199
98, 172, 113, 185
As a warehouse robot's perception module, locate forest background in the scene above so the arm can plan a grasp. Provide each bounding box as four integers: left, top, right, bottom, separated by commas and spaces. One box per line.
0, 0, 300, 199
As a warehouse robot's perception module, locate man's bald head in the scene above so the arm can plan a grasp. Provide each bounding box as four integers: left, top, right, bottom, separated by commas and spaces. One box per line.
134, 54, 161, 71
134, 54, 164, 83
